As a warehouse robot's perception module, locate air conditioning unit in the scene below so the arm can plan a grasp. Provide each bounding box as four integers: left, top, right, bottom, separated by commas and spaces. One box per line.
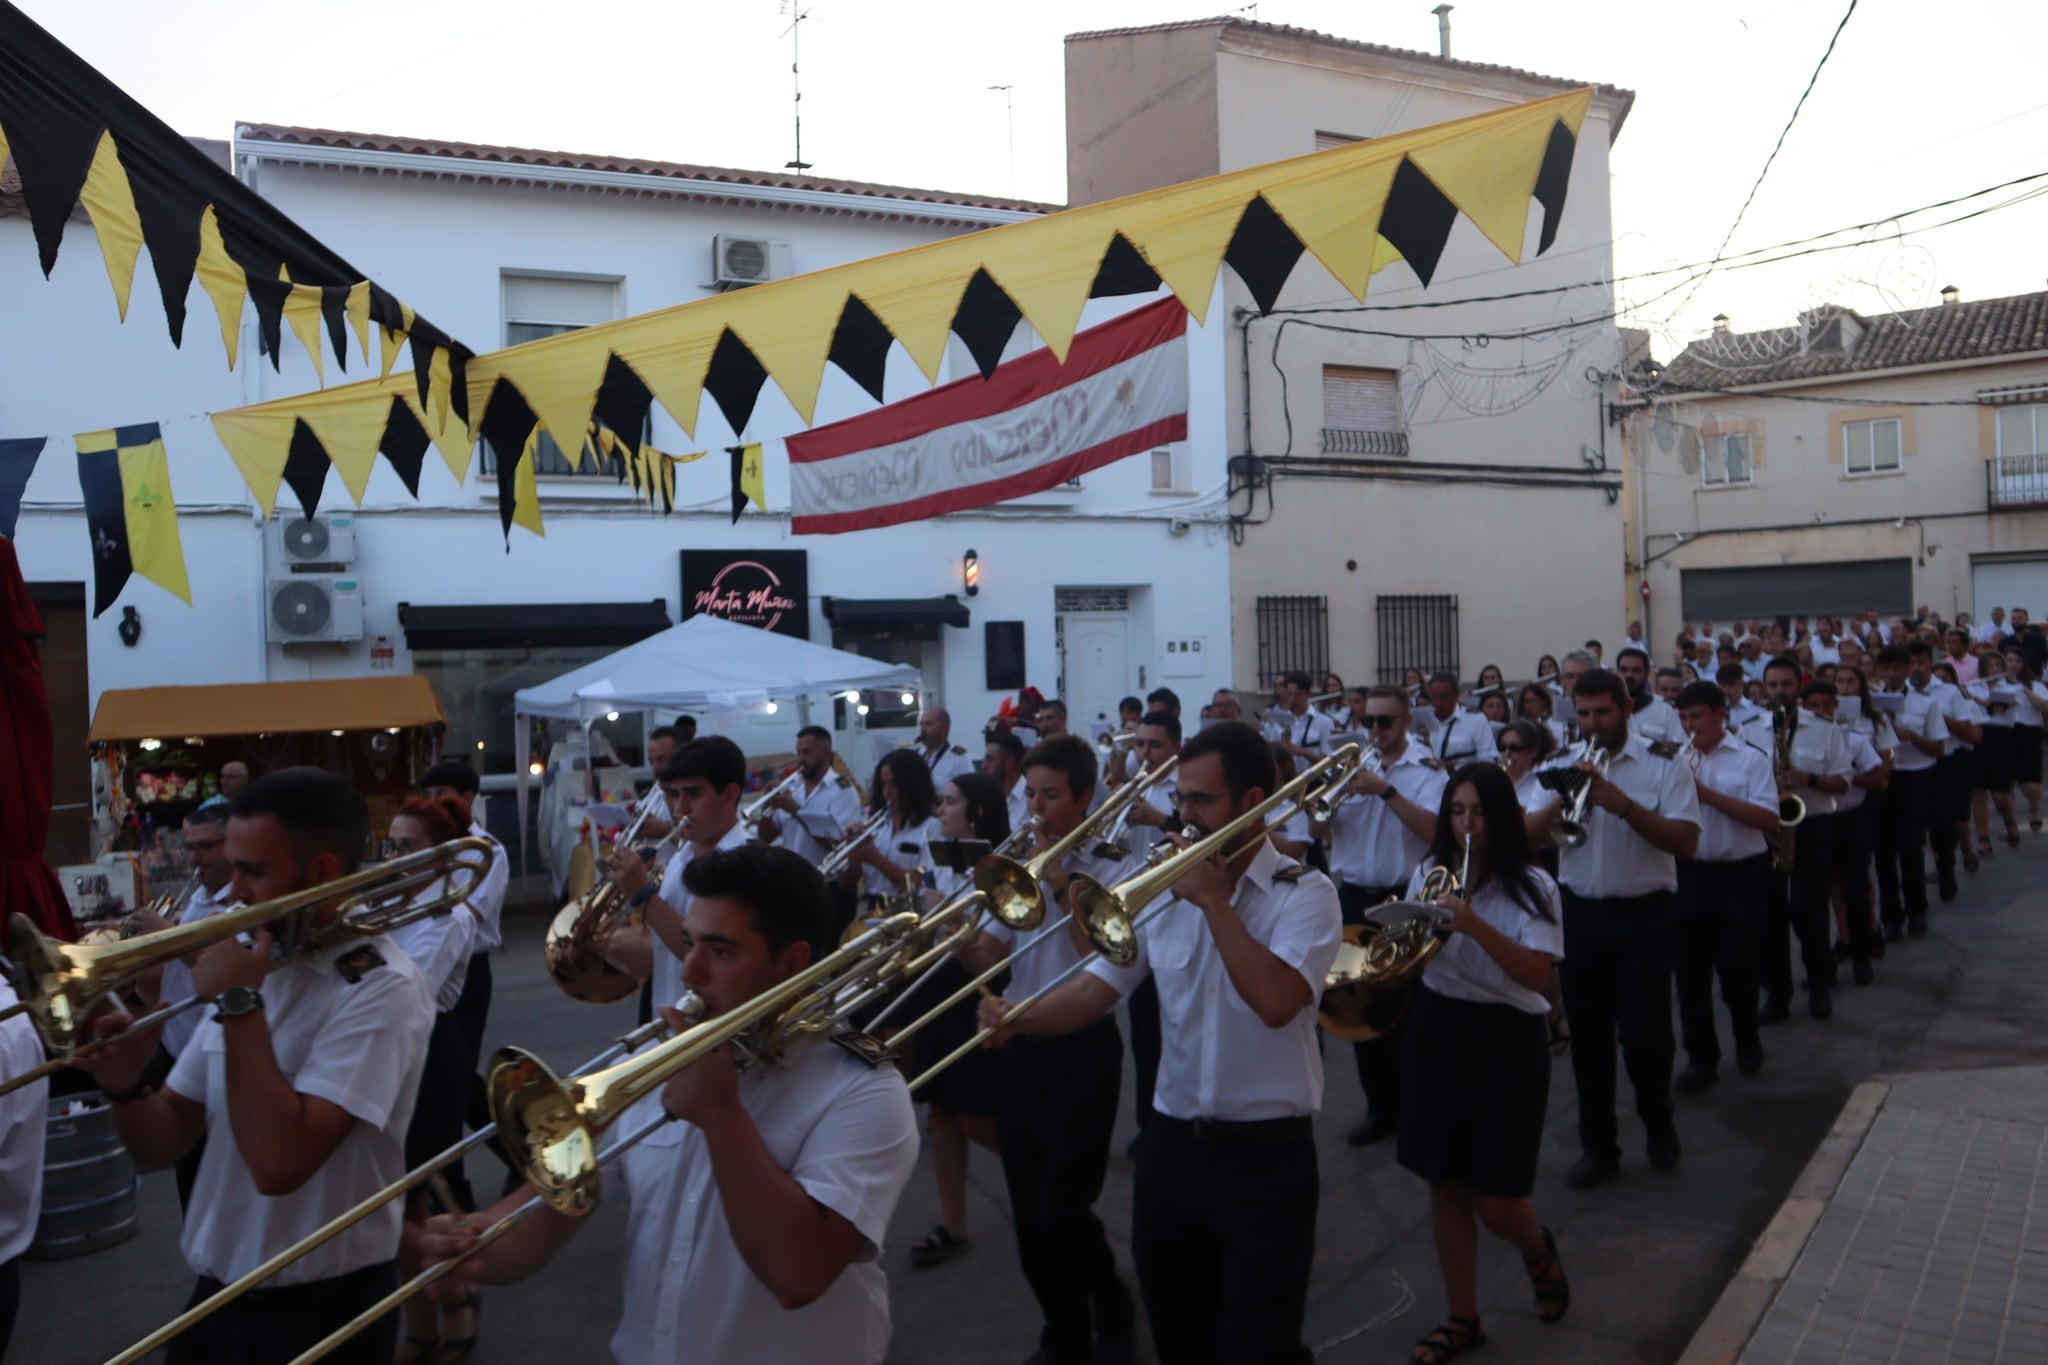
272, 513, 356, 567
712, 235, 792, 290
267, 576, 364, 644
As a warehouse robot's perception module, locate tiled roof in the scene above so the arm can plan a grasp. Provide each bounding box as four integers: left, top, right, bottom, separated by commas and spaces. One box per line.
236, 124, 1060, 217
1066, 15, 1633, 133
1657, 293, 2048, 392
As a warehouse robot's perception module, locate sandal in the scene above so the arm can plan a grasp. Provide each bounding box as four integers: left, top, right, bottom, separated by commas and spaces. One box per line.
432, 1291, 481, 1365
909, 1223, 971, 1268
1412, 1315, 1486, 1364
396, 1336, 439, 1365
2008, 825, 2023, 849
1527, 1226, 1571, 1325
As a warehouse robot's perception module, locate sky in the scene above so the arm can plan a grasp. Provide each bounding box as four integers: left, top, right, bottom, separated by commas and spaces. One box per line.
17, 0, 2048, 357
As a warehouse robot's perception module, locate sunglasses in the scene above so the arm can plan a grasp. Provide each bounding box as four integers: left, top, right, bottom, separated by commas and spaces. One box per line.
1361, 714, 1401, 729
1499, 742, 1532, 754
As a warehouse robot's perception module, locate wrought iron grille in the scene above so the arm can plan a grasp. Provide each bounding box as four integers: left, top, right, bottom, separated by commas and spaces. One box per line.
1255, 595, 1329, 683
1375, 594, 1459, 684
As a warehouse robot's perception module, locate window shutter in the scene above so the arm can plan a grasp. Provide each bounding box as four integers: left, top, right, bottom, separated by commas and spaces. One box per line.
1323, 366, 1401, 431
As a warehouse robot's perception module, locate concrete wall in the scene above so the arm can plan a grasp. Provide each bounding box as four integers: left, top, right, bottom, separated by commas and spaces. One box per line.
1064, 24, 1223, 207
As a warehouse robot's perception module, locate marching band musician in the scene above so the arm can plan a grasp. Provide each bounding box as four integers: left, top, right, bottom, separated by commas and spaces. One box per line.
951, 735, 1140, 1365
1615, 648, 1683, 747
1906, 641, 1967, 904
1759, 660, 1853, 1025
632, 726, 682, 842
1815, 673, 1888, 984
759, 727, 865, 867
416, 760, 510, 1163
604, 739, 752, 1020
844, 751, 938, 908
1424, 672, 1500, 766
0, 976, 46, 1359
984, 729, 1031, 832
978, 722, 1341, 1365
1399, 763, 1569, 1365
913, 707, 978, 789
1117, 710, 1183, 1137
1671, 681, 1778, 1091
419, 845, 920, 1365
1311, 684, 1448, 1147
1873, 646, 1948, 940
1272, 670, 1335, 762
1537, 669, 1700, 1190
77, 769, 436, 1365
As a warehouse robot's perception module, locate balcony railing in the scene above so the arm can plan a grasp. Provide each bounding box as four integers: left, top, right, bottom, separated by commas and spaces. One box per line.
1988, 453, 2048, 509
1320, 427, 1409, 457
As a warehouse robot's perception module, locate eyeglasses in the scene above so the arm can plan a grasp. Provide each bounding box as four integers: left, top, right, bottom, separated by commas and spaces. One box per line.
1361, 714, 1401, 729
380, 838, 425, 857
1499, 742, 1532, 754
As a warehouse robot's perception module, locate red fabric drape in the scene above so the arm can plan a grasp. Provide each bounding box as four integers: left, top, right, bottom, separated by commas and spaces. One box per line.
0, 537, 76, 942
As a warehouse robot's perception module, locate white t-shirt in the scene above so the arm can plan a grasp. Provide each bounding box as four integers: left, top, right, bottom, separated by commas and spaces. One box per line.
466, 822, 509, 955
1409, 861, 1563, 1015
1107, 838, 1340, 1121
167, 939, 433, 1283
650, 823, 754, 1010
0, 979, 47, 1264
388, 874, 480, 1012
611, 1037, 919, 1365
159, 880, 236, 1058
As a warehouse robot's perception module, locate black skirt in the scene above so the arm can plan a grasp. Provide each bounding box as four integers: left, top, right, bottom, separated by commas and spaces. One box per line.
894, 957, 1006, 1117
2016, 725, 2044, 785
1977, 726, 2017, 793
1397, 984, 1551, 1199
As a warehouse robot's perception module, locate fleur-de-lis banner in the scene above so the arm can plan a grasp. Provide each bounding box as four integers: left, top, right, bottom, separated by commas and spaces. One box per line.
74, 422, 189, 617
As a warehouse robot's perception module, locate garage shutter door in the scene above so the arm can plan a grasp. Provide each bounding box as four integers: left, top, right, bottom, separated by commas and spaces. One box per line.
1972, 559, 2048, 620
1681, 558, 1912, 622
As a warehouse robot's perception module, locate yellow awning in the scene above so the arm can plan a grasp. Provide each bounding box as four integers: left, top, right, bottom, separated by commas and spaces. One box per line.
89, 675, 444, 743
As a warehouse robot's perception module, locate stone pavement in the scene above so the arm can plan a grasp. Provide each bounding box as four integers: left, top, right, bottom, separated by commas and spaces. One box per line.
17, 832, 2048, 1364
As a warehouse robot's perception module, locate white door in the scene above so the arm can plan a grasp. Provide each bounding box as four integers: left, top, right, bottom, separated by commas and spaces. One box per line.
1061, 611, 1131, 736
1974, 560, 2048, 622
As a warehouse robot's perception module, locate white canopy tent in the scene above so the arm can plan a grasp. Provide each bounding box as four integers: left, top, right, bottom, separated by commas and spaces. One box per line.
512, 614, 920, 872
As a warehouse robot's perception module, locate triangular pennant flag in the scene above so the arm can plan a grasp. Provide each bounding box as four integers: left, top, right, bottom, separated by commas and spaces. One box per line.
376, 396, 429, 498
0, 436, 46, 538
703, 329, 771, 437
729, 443, 765, 523
1261, 154, 1400, 302
193, 206, 250, 367
950, 269, 1023, 379
981, 216, 1123, 364
860, 265, 977, 383
210, 409, 291, 516
283, 281, 329, 384
74, 431, 134, 617
303, 396, 392, 504
512, 430, 545, 540
497, 344, 608, 474
282, 419, 331, 520
1125, 191, 1242, 325
406, 392, 473, 483
1408, 98, 1567, 264
1375, 159, 1461, 288
78, 131, 145, 322
827, 294, 895, 404
345, 281, 374, 365
320, 285, 352, 372
1219, 195, 1306, 315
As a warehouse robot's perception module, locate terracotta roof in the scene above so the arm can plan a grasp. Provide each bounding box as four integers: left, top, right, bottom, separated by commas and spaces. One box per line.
1656, 292, 2048, 392
1065, 15, 1633, 135
236, 124, 1060, 217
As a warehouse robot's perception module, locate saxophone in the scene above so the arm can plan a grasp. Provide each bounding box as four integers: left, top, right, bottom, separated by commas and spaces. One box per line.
1770, 704, 1808, 873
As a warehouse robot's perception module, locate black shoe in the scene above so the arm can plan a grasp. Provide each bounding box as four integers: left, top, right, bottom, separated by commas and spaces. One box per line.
1093, 1278, 1136, 1343
1872, 935, 1889, 958
1674, 1066, 1718, 1095
1736, 1045, 1765, 1076
1853, 959, 1875, 986
1347, 1114, 1398, 1147
1832, 941, 1853, 962
1809, 989, 1833, 1021
1939, 874, 1958, 904
1566, 1153, 1620, 1189
1647, 1123, 1682, 1172
1908, 914, 1929, 939
1758, 1001, 1791, 1026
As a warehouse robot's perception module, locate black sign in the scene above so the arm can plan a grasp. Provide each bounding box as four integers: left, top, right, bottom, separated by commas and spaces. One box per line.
680, 550, 809, 639
985, 620, 1026, 690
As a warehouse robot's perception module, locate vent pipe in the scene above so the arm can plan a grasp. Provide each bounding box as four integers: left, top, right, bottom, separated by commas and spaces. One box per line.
1431, 4, 1453, 59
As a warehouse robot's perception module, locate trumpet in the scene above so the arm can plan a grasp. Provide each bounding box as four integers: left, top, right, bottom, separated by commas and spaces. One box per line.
1538, 742, 1613, 849
1, 837, 494, 1099
1095, 729, 1139, 756
819, 807, 890, 878
1307, 745, 1386, 823
739, 767, 805, 835
1320, 833, 1467, 1041
545, 803, 662, 1005
906, 745, 1362, 1091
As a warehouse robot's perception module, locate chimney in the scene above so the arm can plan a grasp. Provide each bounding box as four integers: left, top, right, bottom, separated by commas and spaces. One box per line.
1432, 4, 1454, 59
1941, 285, 1960, 306
1712, 313, 1730, 334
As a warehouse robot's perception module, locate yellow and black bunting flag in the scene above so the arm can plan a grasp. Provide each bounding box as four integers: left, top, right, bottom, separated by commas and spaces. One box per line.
0, 436, 43, 538
729, 443, 765, 523
74, 422, 189, 617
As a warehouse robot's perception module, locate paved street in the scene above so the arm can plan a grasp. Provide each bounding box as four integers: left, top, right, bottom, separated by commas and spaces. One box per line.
21, 832, 2048, 1364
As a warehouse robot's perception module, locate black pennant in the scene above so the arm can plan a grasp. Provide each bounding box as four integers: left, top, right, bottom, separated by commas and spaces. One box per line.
247, 274, 292, 371
591, 353, 656, 455
703, 328, 770, 436
951, 268, 1023, 379
1221, 195, 1306, 316
376, 396, 430, 498
1531, 121, 1577, 255
0, 51, 100, 279
74, 444, 133, 618
1377, 158, 1460, 288
282, 419, 330, 520
828, 294, 894, 404
320, 286, 353, 372
1089, 233, 1165, 299
478, 379, 538, 545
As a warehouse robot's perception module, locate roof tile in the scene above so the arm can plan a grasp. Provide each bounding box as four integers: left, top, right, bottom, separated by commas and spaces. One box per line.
1658, 293, 2048, 391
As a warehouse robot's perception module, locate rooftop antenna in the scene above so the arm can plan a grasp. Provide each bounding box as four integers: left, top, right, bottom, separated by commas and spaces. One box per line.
988, 85, 1015, 197
779, 1, 814, 171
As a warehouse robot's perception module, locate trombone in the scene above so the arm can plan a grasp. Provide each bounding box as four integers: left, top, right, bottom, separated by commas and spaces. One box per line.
906, 744, 1361, 1093
0, 837, 494, 1099
1095, 754, 1181, 856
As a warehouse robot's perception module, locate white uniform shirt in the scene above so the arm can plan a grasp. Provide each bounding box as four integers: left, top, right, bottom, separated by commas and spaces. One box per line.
859, 814, 938, 901
981, 844, 1141, 1004
918, 743, 977, 791
1118, 771, 1180, 862
159, 879, 236, 1058
1685, 734, 1776, 863
0, 980, 47, 1265
1103, 838, 1340, 1121
1970, 679, 2019, 730
1545, 734, 1702, 898
1408, 861, 1563, 1015
612, 1037, 919, 1365
635, 784, 671, 823
1513, 770, 1560, 819
466, 821, 509, 955
1431, 711, 1499, 766
1809, 638, 1842, 667
1279, 708, 1334, 756
1325, 744, 1448, 890
1631, 695, 1685, 747
1003, 779, 1030, 834
167, 939, 433, 1283
2011, 681, 2048, 728
1783, 707, 1854, 817
650, 822, 753, 1008
1877, 683, 1949, 772
1836, 728, 1886, 815
1923, 678, 1970, 755
775, 772, 865, 867
388, 875, 480, 1012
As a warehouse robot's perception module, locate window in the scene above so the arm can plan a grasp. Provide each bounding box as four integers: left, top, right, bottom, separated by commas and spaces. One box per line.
1375, 594, 1459, 685
492, 274, 621, 477
1997, 403, 2048, 463
412, 644, 646, 775
1321, 366, 1407, 456
1843, 418, 1902, 476
1703, 432, 1754, 487
1255, 595, 1329, 683
1150, 445, 1191, 493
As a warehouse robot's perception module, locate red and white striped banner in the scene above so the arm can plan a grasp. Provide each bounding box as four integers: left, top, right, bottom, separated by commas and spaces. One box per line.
788, 297, 1188, 535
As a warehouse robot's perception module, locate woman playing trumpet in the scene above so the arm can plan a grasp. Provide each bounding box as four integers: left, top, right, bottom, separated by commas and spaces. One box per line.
1400, 762, 1568, 1364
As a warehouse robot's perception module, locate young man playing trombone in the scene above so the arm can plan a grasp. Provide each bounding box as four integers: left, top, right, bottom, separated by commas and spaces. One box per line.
418, 844, 920, 1365
977, 722, 1343, 1365
78, 768, 436, 1365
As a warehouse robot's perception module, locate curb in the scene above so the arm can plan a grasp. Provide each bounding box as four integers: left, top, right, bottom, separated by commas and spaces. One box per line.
1674, 1078, 1890, 1365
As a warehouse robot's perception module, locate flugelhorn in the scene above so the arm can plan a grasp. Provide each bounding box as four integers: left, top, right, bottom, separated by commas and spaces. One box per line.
0, 837, 493, 1098
545, 802, 661, 1004
1537, 742, 1612, 849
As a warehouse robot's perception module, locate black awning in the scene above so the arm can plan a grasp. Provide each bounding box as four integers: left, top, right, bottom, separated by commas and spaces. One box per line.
822, 596, 971, 638
398, 600, 671, 651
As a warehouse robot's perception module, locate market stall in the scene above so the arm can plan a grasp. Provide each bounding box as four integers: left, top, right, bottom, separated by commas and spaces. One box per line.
82, 676, 444, 917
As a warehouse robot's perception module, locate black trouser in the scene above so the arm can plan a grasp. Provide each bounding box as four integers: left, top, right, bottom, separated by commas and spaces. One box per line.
1765, 815, 1838, 1008
1127, 975, 1161, 1132
1834, 802, 1879, 963
1878, 768, 1934, 927
1675, 855, 1768, 1072
0, 1256, 17, 1364
1928, 754, 1963, 881
1337, 882, 1405, 1123
1559, 889, 1675, 1161
407, 1010, 477, 1212
166, 1261, 398, 1365
450, 951, 513, 1185
1132, 1115, 1317, 1365
996, 1018, 1125, 1358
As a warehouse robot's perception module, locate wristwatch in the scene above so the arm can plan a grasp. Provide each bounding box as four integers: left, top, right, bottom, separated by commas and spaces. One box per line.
213, 986, 265, 1022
